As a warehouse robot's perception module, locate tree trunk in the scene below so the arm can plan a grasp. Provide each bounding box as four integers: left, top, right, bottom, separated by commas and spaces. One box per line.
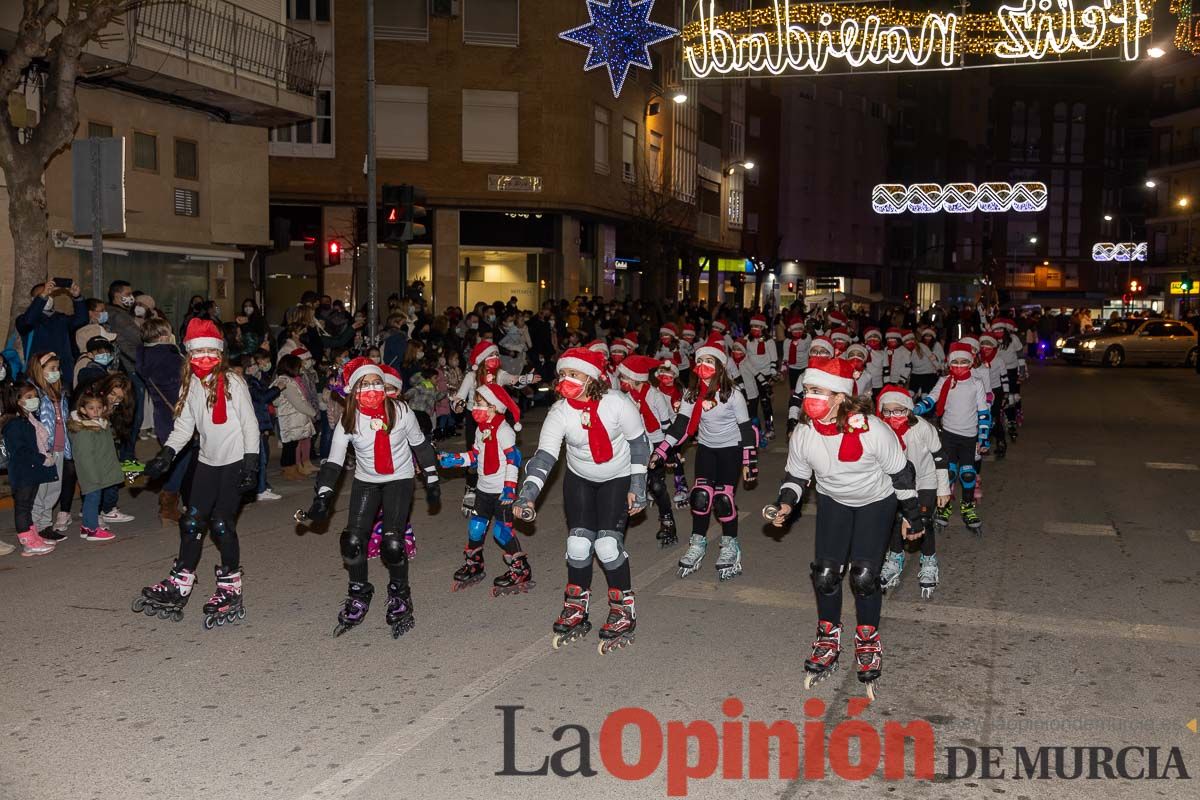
3, 158, 50, 339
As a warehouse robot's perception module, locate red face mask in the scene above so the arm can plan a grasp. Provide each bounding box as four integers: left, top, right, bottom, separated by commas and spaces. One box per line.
849, 357, 866, 374
949, 364, 972, 381
884, 415, 910, 436
749, 329, 761, 339
833, 342, 848, 355
683, 335, 695, 343
694, 362, 718, 381
483, 356, 501, 371
471, 408, 494, 425
886, 340, 899, 350
790, 331, 803, 339
611, 353, 625, 366
981, 346, 997, 361
904, 341, 917, 351
867, 339, 882, 350
803, 395, 833, 421
619, 380, 634, 395
557, 376, 584, 400
732, 351, 746, 364
660, 336, 672, 347
358, 389, 385, 412
658, 375, 675, 388
190, 355, 220, 378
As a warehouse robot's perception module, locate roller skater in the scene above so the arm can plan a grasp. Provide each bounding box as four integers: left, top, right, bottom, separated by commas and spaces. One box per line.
655, 323, 688, 384
780, 315, 811, 399
132, 565, 194, 622
882, 328, 912, 387
513, 347, 650, 654
302, 358, 440, 639
653, 361, 689, 509
598, 588, 636, 654
862, 328, 885, 400
202, 566, 245, 629
787, 336, 833, 434
618, 355, 678, 548
917, 554, 940, 599
138, 319, 259, 628
766, 358, 925, 698
438, 382, 532, 596
876, 385, 950, 599
746, 314, 777, 441
978, 334, 1008, 460
913, 344, 991, 535
655, 335, 758, 583
991, 317, 1025, 442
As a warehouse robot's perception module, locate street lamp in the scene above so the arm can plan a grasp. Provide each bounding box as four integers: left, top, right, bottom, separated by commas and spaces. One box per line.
1145, 179, 1158, 189
1029, 236, 1038, 244
1148, 46, 1166, 59
724, 160, 755, 176
671, 90, 688, 104
1103, 213, 1114, 222
1178, 196, 1191, 209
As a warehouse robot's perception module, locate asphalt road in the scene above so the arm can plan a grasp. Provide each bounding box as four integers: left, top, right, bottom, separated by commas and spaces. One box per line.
2, 361, 1199, 800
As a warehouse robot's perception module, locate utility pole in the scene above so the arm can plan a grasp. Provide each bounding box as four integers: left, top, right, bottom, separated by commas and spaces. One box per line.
365, 0, 379, 342
90, 138, 103, 298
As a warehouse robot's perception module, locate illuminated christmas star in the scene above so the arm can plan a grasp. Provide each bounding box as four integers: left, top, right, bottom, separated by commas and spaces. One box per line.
559, 0, 679, 98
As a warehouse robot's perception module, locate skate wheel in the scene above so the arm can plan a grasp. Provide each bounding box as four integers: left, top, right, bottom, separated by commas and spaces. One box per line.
803, 673, 818, 690
131, 597, 146, 613
171, 610, 184, 622
204, 616, 216, 630
333, 624, 347, 637
157, 609, 170, 620
237, 607, 246, 620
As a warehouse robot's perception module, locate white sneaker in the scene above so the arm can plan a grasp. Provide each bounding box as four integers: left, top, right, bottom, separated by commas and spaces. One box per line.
0, 538, 15, 557
256, 489, 283, 501
100, 508, 135, 523
53, 511, 72, 532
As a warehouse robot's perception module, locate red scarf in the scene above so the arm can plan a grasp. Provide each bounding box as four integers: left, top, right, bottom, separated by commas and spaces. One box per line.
191, 365, 227, 425
477, 414, 503, 475
627, 385, 660, 434
811, 418, 865, 462
886, 419, 910, 450
359, 401, 395, 475
753, 337, 766, 356
684, 381, 714, 440
566, 397, 613, 464
659, 382, 682, 407
934, 375, 959, 419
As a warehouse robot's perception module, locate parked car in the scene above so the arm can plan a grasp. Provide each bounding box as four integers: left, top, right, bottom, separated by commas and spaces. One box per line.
1058, 319, 1198, 367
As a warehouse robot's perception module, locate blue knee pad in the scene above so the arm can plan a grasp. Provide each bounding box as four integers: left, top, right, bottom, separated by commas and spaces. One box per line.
467, 515, 488, 543
959, 467, 977, 489
948, 462, 959, 485
492, 520, 514, 547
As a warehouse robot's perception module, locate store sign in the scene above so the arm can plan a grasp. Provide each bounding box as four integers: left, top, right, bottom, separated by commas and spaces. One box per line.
872, 182, 1048, 214
681, 0, 1152, 79
488, 174, 544, 193
1169, 281, 1196, 295
1091, 242, 1147, 262
613, 257, 641, 271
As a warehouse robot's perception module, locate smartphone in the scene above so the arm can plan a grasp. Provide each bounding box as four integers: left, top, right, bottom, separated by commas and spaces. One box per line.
53, 277, 72, 288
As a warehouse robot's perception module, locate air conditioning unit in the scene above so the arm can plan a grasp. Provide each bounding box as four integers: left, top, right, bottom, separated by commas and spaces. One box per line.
431, 0, 459, 18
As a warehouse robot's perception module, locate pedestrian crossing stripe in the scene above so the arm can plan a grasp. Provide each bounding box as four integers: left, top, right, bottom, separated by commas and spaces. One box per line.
1188, 531, 1200, 544
1044, 521, 1117, 537
1046, 458, 1096, 466
1145, 462, 1200, 471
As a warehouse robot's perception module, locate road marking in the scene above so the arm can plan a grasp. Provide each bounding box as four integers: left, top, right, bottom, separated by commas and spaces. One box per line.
292, 545, 684, 800
659, 582, 1200, 647
1146, 462, 1200, 471
1046, 458, 1096, 466
1188, 530, 1200, 544
1044, 521, 1117, 537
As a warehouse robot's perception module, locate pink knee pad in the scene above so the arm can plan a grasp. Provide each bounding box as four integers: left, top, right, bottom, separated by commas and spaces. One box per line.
713, 485, 737, 523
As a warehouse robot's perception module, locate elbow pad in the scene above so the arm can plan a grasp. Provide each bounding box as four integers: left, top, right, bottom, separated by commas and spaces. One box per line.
412, 439, 438, 473
522, 448, 558, 493
738, 421, 758, 449
778, 471, 806, 508
627, 433, 651, 472
315, 461, 342, 496
889, 461, 918, 498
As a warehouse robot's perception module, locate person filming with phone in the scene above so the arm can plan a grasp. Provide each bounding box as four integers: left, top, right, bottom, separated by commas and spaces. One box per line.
15, 279, 88, 390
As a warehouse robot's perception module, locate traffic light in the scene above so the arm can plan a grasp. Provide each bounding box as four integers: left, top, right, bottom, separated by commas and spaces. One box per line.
1122, 293, 1132, 305
787, 281, 795, 292
1181, 273, 1194, 292
1128, 279, 1142, 293
400, 184, 427, 243
383, 183, 402, 242
302, 234, 321, 263
327, 240, 342, 267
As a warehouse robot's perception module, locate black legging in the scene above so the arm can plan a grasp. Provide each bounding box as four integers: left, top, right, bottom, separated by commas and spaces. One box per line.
692, 444, 742, 539
813, 492, 897, 628
908, 373, 938, 396
563, 469, 632, 592
178, 462, 243, 572
988, 388, 1007, 453
647, 461, 674, 520
58, 458, 77, 513
341, 478, 415, 586
888, 488, 937, 556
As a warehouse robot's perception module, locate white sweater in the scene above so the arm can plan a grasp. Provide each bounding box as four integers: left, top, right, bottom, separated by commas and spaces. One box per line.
533, 392, 647, 482
326, 404, 427, 482
883, 347, 912, 384
455, 421, 518, 494
782, 336, 812, 370
165, 373, 259, 467
669, 389, 751, 450
903, 417, 950, 494
928, 375, 989, 438
780, 415, 908, 507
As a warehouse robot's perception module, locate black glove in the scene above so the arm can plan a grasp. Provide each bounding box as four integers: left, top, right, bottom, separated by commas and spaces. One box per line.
786, 418, 798, 435
144, 446, 176, 480
237, 453, 259, 494
426, 479, 441, 509
306, 492, 332, 521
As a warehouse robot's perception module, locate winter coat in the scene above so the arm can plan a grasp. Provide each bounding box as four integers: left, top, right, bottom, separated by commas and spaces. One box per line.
137, 342, 184, 444
245, 373, 281, 433
36, 388, 73, 459
15, 296, 89, 390
2, 415, 59, 488
274, 375, 316, 443
104, 304, 142, 372
74, 357, 113, 397
67, 413, 125, 495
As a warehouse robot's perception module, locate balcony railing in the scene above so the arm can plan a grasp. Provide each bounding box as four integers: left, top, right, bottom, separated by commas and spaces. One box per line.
133, 0, 321, 96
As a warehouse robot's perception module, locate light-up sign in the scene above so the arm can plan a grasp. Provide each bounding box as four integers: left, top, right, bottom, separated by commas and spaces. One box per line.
872, 182, 1049, 214
1092, 242, 1148, 261
681, 0, 1152, 79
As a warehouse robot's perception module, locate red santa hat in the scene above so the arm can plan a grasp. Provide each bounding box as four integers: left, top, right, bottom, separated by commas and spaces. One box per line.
828, 311, 849, 327
470, 341, 500, 369
617, 354, 661, 384
610, 339, 630, 356
711, 319, 728, 333
876, 384, 914, 412
947, 342, 975, 362
802, 356, 856, 395
557, 347, 606, 380
831, 330, 852, 345
749, 314, 768, 330
184, 318, 224, 352
843, 343, 869, 361
624, 331, 640, 350
659, 323, 678, 339
979, 333, 999, 348
588, 339, 610, 357
959, 336, 980, 352
656, 358, 679, 377
808, 335, 835, 356
730, 337, 748, 354
477, 382, 521, 431
787, 316, 805, 333
695, 332, 728, 365
343, 356, 384, 389
681, 323, 696, 340
380, 364, 403, 390
901, 330, 916, 343
863, 327, 882, 341
992, 317, 1016, 331
885, 327, 903, 340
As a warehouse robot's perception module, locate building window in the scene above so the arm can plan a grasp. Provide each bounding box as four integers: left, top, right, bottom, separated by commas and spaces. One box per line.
464, 0, 519, 46
749, 114, 761, 138
315, 89, 333, 144
375, 0, 428, 41
377, 86, 428, 160
174, 139, 198, 180
622, 119, 637, 182
87, 121, 113, 138
270, 89, 334, 157
288, 0, 331, 22
648, 130, 663, 187
594, 106, 610, 175
730, 119, 744, 160
174, 188, 200, 217
698, 105, 722, 149
746, 211, 759, 233
133, 132, 157, 171
463, 89, 518, 163
699, 182, 720, 216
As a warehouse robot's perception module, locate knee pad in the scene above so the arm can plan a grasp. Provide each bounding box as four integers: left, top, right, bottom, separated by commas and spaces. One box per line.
179, 511, 207, 541
689, 480, 713, 515
467, 515, 489, 543
947, 462, 959, 485
208, 517, 234, 542
340, 529, 367, 562
647, 467, 666, 499
379, 531, 407, 566
848, 561, 879, 597
565, 528, 595, 567
810, 559, 842, 596
593, 530, 627, 566
712, 485, 737, 523
491, 520, 514, 547
959, 467, 977, 489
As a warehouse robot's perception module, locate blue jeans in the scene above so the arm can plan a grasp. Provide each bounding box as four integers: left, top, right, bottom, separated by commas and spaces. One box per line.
257, 434, 271, 494
121, 372, 148, 461
81, 490, 102, 529
100, 484, 119, 514
164, 443, 195, 494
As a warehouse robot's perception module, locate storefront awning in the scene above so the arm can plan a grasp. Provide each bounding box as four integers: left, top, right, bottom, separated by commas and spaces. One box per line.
56, 235, 245, 260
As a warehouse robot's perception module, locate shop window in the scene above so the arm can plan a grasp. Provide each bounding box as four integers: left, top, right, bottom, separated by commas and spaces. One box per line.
622, 119, 637, 183
465, 0, 519, 46
174, 139, 198, 181
594, 106, 611, 175
133, 131, 158, 171
463, 89, 518, 163
376, 0, 428, 40
377, 86, 428, 160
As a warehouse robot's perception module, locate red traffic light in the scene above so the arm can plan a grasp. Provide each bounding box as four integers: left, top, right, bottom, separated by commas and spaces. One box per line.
1122, 293, 1132, 304
326, 240, 342, 266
